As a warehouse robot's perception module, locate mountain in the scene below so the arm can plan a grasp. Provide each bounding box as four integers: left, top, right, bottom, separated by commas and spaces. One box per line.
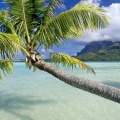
76, 41, 120, 61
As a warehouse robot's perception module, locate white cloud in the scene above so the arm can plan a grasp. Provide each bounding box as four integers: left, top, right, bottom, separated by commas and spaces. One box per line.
75, 3, 120, 42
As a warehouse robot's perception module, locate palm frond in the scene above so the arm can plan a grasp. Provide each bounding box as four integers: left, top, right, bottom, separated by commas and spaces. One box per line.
42, 0, 64, 24
0, 10, 16, 34
0, 32, 20, 59
32, 0, 64, 48
34, 3, 109, 49
51, 52, 95, 74
4, 0, 45, 42
0, 60, 13, 79
71, 3, 109, 29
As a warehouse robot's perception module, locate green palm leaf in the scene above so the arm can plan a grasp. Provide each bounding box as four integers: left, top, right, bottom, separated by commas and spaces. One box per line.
0, 10, 16, 34
4, 0, 45, 43
0, 60, 13, 79
51, 52, 95, 74
42, 0, 64, 24
34, 3, 109, 48
0, 32, 20, 59
33, 0, 64, 46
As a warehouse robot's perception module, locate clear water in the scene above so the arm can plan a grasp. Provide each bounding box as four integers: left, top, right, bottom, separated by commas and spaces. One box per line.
0, 62, 120, 120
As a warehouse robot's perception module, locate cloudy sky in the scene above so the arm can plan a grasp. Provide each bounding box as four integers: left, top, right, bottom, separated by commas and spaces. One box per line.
0, 0, 120, 56
53, 0, 120, 56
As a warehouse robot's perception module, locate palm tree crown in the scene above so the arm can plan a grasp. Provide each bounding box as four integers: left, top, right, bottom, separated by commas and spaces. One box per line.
0, 0, 109, 74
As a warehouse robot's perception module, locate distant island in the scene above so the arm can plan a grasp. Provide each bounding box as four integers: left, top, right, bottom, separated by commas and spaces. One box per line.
75, 41, 120, 61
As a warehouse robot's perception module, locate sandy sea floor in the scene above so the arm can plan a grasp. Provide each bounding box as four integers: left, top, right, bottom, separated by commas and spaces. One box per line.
0, 62, 120, 120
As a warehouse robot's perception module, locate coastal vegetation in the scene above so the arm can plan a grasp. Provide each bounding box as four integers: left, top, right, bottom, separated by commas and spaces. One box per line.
76, 41, 120, 61
0, 0, 120, 103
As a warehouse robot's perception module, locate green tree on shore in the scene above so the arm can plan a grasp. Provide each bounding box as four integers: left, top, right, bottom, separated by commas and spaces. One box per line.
0, 0, 120, 103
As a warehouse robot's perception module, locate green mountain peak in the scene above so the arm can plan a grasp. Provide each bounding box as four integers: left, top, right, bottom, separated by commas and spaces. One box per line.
76, 41, 120, 61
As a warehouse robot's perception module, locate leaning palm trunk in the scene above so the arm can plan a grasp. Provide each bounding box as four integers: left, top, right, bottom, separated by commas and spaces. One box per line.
33, 60, 120, 104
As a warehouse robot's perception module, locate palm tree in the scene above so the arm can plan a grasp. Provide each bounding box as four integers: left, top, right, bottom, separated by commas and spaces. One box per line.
0, 0, 120, 103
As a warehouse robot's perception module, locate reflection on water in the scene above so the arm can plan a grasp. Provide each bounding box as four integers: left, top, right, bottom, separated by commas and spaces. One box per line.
0, 62, 120, 120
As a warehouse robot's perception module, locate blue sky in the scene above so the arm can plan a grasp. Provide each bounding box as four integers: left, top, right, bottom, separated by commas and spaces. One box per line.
55, 0, 120, 56
0, 0, 120, 56
65, 0, 120, 8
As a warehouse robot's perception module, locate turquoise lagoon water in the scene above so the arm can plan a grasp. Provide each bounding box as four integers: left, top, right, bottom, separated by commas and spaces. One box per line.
0, 62, 120, 120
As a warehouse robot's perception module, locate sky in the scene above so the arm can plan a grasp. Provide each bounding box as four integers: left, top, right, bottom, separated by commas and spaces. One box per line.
53, 0, 120, 56
0, 0, 120, 56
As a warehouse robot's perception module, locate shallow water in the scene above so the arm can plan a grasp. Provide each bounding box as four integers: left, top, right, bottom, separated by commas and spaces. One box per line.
0, 62, 120, 120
